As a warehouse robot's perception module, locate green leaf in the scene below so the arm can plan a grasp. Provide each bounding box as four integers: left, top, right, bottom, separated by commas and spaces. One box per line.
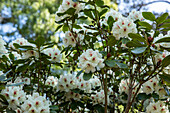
0, 94, 8, 105
84, 9, 94, 19
164, 19, 170, 23
73, 24, 82, 29
50, 105, 59, 111
9, 53, 14, 61
155, 37, 170, 43
7, 82, 24, 86
108, 36, 117, 46
137, 93, 151, 100
107, 16, 114, 31
105, 60, 116, 67
83, 73, 92, 81
138, 21, 152, 30
156, 13, 169, 24
122, 38, 130, 44
162, 55, 170, 67
35, 37, 45, 47
94, 104, 105, 113
62, 24, 69, 32
95, 0, 104, 7
116, 62, 128, 69
159, 73, 170, 86
17, 63, 29, 72
13, 59, 28, 65
13, 43, 20, 49
142, 12, 156, 21
126, 40, 146, 47
99, 8, 108, 17
55, 25, 63, 32
128, 33, 145, 42
70, 100, 77, 110
131, 47, 147, 54
77, 101, 84, 108
0, 69, 12, 81
159, 23, 170, 28
57, 8, 76, 16
77, 70, 83, 77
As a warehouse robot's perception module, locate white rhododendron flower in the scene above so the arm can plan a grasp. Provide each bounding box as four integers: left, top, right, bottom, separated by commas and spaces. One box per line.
91, 90, 110, 105
142, 76, 167, 97
128, 10, 144, 21
8, 38, 39, 59
9, 38, 28, 49
14, 77, 30, 85
43, 47, 62, 62
55, 0, 84, 22
63, 31, 84, 47
119, 79, 139, 96
89, 76, 101, 88
146, 101, 169, 113
65, 91, 81, 101
21, 92, 51, 113
142, 80, 154, 95
105, 9, 123, 22
0, 35, 8, 56
112, 18, 137, 40
78, 49, 105, 73
1, 86, 26, 110
45, 76, 58, 87
154, 50, 170, 64
57, 74, 77, 92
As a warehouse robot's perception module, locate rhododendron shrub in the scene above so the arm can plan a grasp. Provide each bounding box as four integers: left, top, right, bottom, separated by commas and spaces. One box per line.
0, 0, 170, 113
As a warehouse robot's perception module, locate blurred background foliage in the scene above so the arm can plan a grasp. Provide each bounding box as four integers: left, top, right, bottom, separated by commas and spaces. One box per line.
0, 0, 169, 42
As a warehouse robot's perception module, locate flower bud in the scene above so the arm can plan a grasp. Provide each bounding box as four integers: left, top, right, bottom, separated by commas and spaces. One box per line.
148, 36, 153, 43
107, 53, 112, 58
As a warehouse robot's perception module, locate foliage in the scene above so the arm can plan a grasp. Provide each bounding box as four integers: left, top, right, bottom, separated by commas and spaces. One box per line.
0, 0, 170, 113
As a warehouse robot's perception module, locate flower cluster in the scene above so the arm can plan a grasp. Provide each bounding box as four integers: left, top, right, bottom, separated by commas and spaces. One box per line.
128, 10, 144, 21
65, 91, 81, 101
45, 76, 58, 87
112, 18, 137, 40
91, 89, 111, 105
119, 79, 139, 96
105, 9, 123, 22
142, 76, 166, 97
0, 36, 8, 56
1, 86, 26, 110
14, 77, 30, 85
20, 92, 51, 113
55, 0, 84, 22
57, 74, 77, 92
146, 100, 169, 113
9, 38, 28, 49
78, 49, 105, 73
43, 47, 62, 62
9, 38, 39, 59
63, 31, 84, 47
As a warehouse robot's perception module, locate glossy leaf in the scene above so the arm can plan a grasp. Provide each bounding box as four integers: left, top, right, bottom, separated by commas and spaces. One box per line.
156, 13, 169, 24
155, 37, 170, 43
83, 72, 92, 81
162, 55, 170, 67
142, 12, 156, 21
128, 33, 145, 42
131, 47, 147, 54
138, 21, 152, 30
